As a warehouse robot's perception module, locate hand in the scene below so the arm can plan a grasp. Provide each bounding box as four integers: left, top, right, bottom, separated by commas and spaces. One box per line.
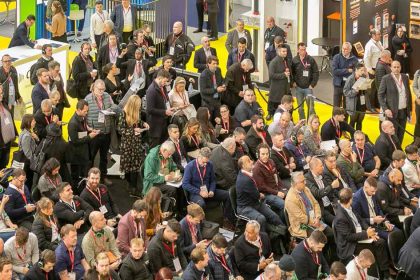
208, 191, 214, 197
404, 207, 412, 216
196, 239, 208, 249
370, 169, 379, 177
368, 69, 375, 76
384, 109, 393, 118
258, 259, 268, 270
220, 128, 228, 134
165, 174, 174, 182
25, 204, 36, 212
110, 260, 120, 270
143, 122, 150, 130
331, 178, 340, 189
10, 223, 18, 229
266, 253, 274, 263
214, 117, 221, 125
1, 194, 9, 205
91, 42, 97, 49
156, 223, 166, 232
22, 267, 29, 274
366, 227, 376, 238
89, 130, 99, 138
200, 190, 209, 198
277, 191, 285, 199
385, 221, 394, 231
309, 85, 314, 90
312, 217, 321, 227
351, 151, 358, 163
298, 119, 306, 126
285, 70, 290, 77
134, 127, 141, 134
165, 109, 174, 116
31, 132, 39, 142
217, 86, 225, 93
238, 91, 244, 97
120, 48, 128, 57
52, 115, 59, 123
45, 23, 50, 30
259, 193, 265, 200
128, 74, 133, 82
373, 216, 385, 224
289, 162, 296, 170
74, 220, 84, 229
107, 219, 117, 227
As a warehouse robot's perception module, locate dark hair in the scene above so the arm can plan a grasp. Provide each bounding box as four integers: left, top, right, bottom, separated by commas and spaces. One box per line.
281, 95, 293, 104
251, 114, 262, 124
278, 44, 288, 50
95, 0, 103, 5
238, 37, 247, 45
26, 15, 36, 21
12, 168, 26, 178
42, 157, 60, 177
339, 188, 353, 204
365, 176, 377, 188
144, 187, 163, 229
297, 42, 306, 48
162, 55, 173, 64
392, 150, 406, 161
57, 182, 71, 194
355, 63, 365, 71
156, 69, 171, 79
274, 36, 284, 44
167, 124, 179, 132
36, 197, 56, 228
309, 230, 327, 244
155, 267, 173, 280
332, 107, 346, 117
196, 107, 214, 135
167, 219, 181, 234
102, 63, 114, 76
15, 227, 29, 246
87, 167, 101, 178
206, 55, 219, 64
0, 257, 12, 273
257, 143, 270, 155
20, 114, 34, 130
132, 199, 148, 213
41, 249, 56, 264
212, 233, 228, 248
405, 144, 418, 155
330, 261, 347, 277
76, 99, 88, 110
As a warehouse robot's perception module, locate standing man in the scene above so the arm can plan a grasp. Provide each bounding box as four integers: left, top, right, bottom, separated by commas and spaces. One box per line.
9, 15, 41, 49
194, 37, 217, 73
0, 54, 21, 114
375, 50, 392, 94
226, 38, 255, 72
207, 0, 219, 40
223, 59, 253, 113
193, 0, 206, 34
111, 0, 138, 44
164, 22, 195, 69
30, 44, 54, 85
264, 17, 286, 50
31, 68, 51, 114
90, 0, 110, 49
265, 36, 292, 67
291, 42, 319, 120
96, 33, 120, 79
378, 61, 412, 143
364, 29, 384, 110
225, 19, 252, 53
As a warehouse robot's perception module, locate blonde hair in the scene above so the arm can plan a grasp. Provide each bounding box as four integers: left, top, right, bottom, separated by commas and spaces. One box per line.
130, 238, 144, 247
124, 95, 141, 127
307, 114, 320, 133
182, 117, 202, 143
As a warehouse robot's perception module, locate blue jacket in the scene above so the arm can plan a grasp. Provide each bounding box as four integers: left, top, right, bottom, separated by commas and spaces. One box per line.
352, 188, 384, 226
182, 160, 216, 194
284, 140, 310, 171
110, 4, 138, 35
4, 185, 33, 224
236, 171, 260, 208
9, 22, 34, 48
207, 246, 235, 280
331, 53, 359, 87
31, 82, 50, 114
182, 261, 209, 280
180, 217, 203, 259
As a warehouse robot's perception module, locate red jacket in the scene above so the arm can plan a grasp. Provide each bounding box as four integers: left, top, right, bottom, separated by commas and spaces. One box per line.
252, 159, 283, 195
117, 211, 147, 257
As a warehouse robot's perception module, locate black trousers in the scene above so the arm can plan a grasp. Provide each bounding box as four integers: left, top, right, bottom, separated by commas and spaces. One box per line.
71, 163, 89, 192
208, 12, 218, 38
89, 133, 111, 176
0, 143, 10, 170
333, 86, 345, 108
349, 112, 365, 131
390, 109, 407, 144
267, 101, 280, 116
196, 1, 205, 31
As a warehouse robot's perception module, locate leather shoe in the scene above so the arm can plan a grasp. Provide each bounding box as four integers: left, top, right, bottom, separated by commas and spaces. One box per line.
209, 37, 218, 41
193, 29, 202, 33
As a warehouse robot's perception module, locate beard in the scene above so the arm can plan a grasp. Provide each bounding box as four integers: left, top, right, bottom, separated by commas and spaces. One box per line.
99, 272, 110, 280
256, 126, 264, 132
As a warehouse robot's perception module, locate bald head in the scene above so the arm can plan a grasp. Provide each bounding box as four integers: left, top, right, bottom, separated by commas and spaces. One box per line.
173, 21, 183, 35
381, 120, 395, 135
389, 169, 403, 185
309, 157, 323, 176
391, 60, 401, 74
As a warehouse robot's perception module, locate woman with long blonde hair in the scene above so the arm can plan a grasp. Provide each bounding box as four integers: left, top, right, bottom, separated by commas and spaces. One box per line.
45, 0, 67, 42
118, 95, 149, 197
181, 117, 204, 159
302, 114, 327, 155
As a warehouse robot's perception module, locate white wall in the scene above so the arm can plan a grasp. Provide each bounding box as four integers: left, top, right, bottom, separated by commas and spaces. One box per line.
306, 0, 323, 55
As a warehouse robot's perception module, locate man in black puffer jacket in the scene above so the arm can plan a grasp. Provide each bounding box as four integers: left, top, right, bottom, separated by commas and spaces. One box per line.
119, 238, 153, 280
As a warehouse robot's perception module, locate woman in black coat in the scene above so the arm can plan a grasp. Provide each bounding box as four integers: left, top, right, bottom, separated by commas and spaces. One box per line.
31, 197, 60, 251
392, 27, 413, 75
72, 42, 97, 100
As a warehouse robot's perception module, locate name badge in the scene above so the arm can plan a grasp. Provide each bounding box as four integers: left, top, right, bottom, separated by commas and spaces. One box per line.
213, 92, 219, 99
99, 205, 108, 214
204, 14, 209, 22
343, 77, 348, 81
165, 101, 171, 110
360, 95, 365, 105
200, 185, 207, 192
242, 84, 249, 91
181, 158, 188, 168
309, 210, 315, 220
173, 257, 182, 273
265, 42, 270, 50
4, 117, 10, 125
356, 225, 362, 233
68, 272, 76, 280
98, 112, 105, 123
303, 70, 309, 77
169, 47, 175, 55
78, 131, 87, 139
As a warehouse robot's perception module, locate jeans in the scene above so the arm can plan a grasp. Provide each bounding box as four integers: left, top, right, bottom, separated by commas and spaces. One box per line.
295, 87, 315, 120
264, 194, 285, 213
189, 189, 234, 220
238, 203, 281, 232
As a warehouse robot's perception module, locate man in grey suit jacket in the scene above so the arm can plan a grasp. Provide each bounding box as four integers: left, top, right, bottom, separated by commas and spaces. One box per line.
225, 19, 252, 53
110, 0, 138, 43
378, 60, 412, 143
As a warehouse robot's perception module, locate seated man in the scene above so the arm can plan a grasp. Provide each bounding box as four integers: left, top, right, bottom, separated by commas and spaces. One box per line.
401, 144, 420, 195
323, 151, 357, 193
119, 238, 153, 280
232, 127, 250, 162
329, 261, 347, 280
167, 124, 188, 173
179, 204, 207, 260
245, 115, 272, 160
345, 249, 375, 280
284, 129, 311, 171
53, 182, 93, 235
4, 169, 35, 230
272, 95, 294, 122
24, 249, 56, 280
278, 254, 296, 279
117, 199, 148, 257
147, 219, 187, 275
398, 227, 420, 280
321, 107, 355, 143
305, 157, 340, 226
268, 111, 305, 140
353, 130, 381, 177
291, 230, 329, 280
210, 137, 238, 191
4, 227, 39, 279
182, 147, 233, 224
234, 221, 272, 280
143, 141, 180, 197
271, 132, 295, 186
182, 247, 210, 280
34, 99, 60, 140
80, 167, 121, 227
234, 88, 262, 132
207, 234, 238, 280
257, 263, 281, 280
374, 120, 401, 170
336, 139, 365, 187
334, 188, 390, 279
236, 155, 282, 232
81, 211, 121, 269
86, 252, 120, 280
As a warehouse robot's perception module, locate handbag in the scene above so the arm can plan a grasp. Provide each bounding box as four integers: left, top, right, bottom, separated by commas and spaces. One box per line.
66, 65, 77, 99
201, 220, 219, 240
30, 138, 52, 173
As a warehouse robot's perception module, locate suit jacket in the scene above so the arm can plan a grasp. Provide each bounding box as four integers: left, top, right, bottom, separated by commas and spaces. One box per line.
72, 54, 95, 100
223, 63, 253, 109
34, 109, 57, 140
378, 73, 412, 118
146, 80, 169, 138
194, 47, 217, 73
67, 112, 90, 164
322, 165, 357, 194
305, 171, 337, 215
398, 227, 420, 279
209, 145, 237, 190
291, 239, 329, 280
199, 67, 224, 108
9, 22, 34, 48
180, 217, 203, 259
31, 83, 50, 114
227, 48, 255, 72
245, 126, 272, 161
374, 132, 401, 170
0, 66, 20, 107
118, 57, 156, 97
375, 60, 391, 91
270, 148, 293, 179
352, 188, 385, 226
96, 44, 121, 79
110, 4, 138, 35
269, 56, 291, 103
117, 211, 147, 257
225, 29, 252, 53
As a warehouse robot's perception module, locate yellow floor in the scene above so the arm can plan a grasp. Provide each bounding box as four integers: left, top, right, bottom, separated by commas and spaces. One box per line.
0, 2, 15, 13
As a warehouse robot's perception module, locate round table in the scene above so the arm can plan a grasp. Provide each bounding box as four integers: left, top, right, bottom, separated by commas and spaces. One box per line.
311, 37, 341, 76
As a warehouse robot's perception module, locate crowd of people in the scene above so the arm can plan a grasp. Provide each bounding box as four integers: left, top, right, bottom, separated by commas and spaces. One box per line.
1, 1, 420, 280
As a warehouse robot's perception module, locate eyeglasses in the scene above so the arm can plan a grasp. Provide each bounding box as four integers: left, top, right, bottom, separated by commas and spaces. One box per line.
2, 60, 11, 63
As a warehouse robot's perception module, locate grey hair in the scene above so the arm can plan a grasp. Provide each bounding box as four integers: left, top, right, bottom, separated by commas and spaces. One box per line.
246, 220, 261, 232
241, 58, 253, 69
161, 141, 175, 153
201, 36, 209, 44
342, 42, 352, 49
290, 171, 304, 186
104, 20, 114, 29
354, 130, 365, 139
381, 50, 391, 57
41, 99, 52, 109
93, 79, 105, 88
198, 147, 212, 158
338, 139, 350, 150
236, 18, 244, 24
89, 211, 103, 224
221, 137, 236, 150
49, 90, 60, 99
264, 263, 279, 278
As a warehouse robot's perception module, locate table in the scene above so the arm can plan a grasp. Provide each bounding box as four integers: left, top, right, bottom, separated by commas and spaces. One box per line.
311, 37, 340, 76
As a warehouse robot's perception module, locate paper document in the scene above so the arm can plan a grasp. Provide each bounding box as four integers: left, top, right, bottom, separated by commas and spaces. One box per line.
399, 214, 413, 222
358, 239, 374, 244
166, 180, 182, 188
320, 140, 337, 151
352, 77, 373, 91
100, 110, 116, 116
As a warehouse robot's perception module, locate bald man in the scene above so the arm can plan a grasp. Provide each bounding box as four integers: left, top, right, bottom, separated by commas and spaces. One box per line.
164, 22, 195, 69
264, 17, 286, 49
194, 36, 217, 72
374, 120, 402, 170
378, 60, 412, 142
375, 50, 392, 92
336, 139, 365, 187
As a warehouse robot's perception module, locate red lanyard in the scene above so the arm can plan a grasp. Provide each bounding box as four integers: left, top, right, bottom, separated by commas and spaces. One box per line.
68, 249, 75, 271
162, 241, 175, 257
45, 115, 52, 124
274, 149, 288, 164
296, 144, 304, 156
237, 52, 243, 62
357, 266, 366, 280
87, 187, 102, 206
330, 118, 341, 138
176, 91, 188, 105
133, 218, 142, 238
217, 255, 231, 273
187, 219, 198, 244
191, 135, 200, 148
392, 74, 403, 89
212, 74, 216, 87
15, 243, 26, 261
94, 95, 103, 110
258, 131, 267, 144
196, 160, 207, 185
303, 240, 320, 265
136, 61, 143, 76
109, 47, 118, 61
258, 160, 274, 173
356, 147, 365, 163
242, 75, 246, 84
159, 87, 168, 103
47, 176, 59, 189
174, 140, 182, 157
300, 55, 309, 69
222, 119, 229, 132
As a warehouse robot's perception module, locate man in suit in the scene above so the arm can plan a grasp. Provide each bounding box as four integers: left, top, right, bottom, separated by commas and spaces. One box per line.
321, 107, 355, 143
167, 124, 188, 173
34, 99, 60, 140
193, 0, 207, 34
31, 68, 51, 114
225, 19, 252, 53
270, 132, 295, 186
110, 0, 138, 43
375, 50, 392, 92
374, 120, 401, 170
223, 59, 253, 113
245, 115, 272, 161
353, 130, 381, 177
0, 54, 22, 113
9, 15, 40, 49
96, 33, 120, 79
209, 137, 238, 191
334, 188, 390, 279
378, 60, 412, 143
226, 38, 255, 72
194, 37, 217, 73
179, 204, 207, 260
323, 150, 357, 192
265, 36, 292, 68
206, 0, 219, 40
398, 227, 420, 280
164, 21, 195, 69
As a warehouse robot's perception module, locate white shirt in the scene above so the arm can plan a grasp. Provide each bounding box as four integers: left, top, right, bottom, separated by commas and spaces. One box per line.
312, 172, 331, 207
363, 38, 383, 71
122, 6, 133, 32
346, 259, 367, 280
363, 190, 376, 224
402, 158, 420, 191
391, 73, 407, 110
90, 11, 110, 43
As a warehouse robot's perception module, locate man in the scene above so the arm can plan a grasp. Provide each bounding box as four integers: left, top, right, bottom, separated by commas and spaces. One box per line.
194, 37, 217, 73
98, 20, 123, 50
68, 100, 99, 188
119, 238, 152, 280
364, 29, 384, 110
321, 107, 355, 143
352, 176, 396, 240
96, 33, 120, 79
353, 130, 381, 177
336, 139, 365, 187
164, 22, 195, 69
267, 45, 292, 120
183, 247, 210, 280
234, 89, 262, 132
265, 36, 292, 67
210, 137, 238, 191
110, 0, 138, 43
264, 17, 286, 48
53, 182, 93, 235
245, 115, 272, 160
268, 111, 304, 140
291, 42, 319, 120
90, 1, 110, 49
4, 169, 35, 230
87, 252, 120, 280
225, 19, 252, 53
55, 225, 90, 280
48, 60, 69, 120
34, 99, 60, 140
323, 151, 357, 192
305, 157, 340, 226
329, 262, 347, 280
278, 254, 296, 279
82, 211, 121, 268
206, 0, 219, 40
291, 230, 329, 280
398, 227, 420, 280
233, 127, 250, 162
193, 0, 207, 34
234, 221, 272, 280
375, 50, 392, 93
345, 249, 375, 280
271, 132, 295, 185
117, 199, 148, 257
272, 95, 294, 122
146, 70, 174, 147
0, 257, 12, 280
257, 263, 280, 280
85, 79, 119, 185
227, 38, 256, 72
0, 54, 21, 114
9, 15, 40, 49
31, 68, 51, 114
199, 56, 225, 120
206, 234, 237, 280
125, 29, 156, 61
80, 168, 120, 225
402, 144, 420, 195
167, 124, 188, 173
334, 188, 390, 279
331, 42, 358, 108
24, 249, 56, 280
180, 204, 207, 260
284, 129, 311, 171
148, 219, 187, 274
143, 141, 180, 196
30, 44, 54, 85
182, 147, 233, 223
378, 60, 412, 142
223, 59, 253, 113
4, 227, 39, 279
236, 155, 282, 232
374, 120, 402, 170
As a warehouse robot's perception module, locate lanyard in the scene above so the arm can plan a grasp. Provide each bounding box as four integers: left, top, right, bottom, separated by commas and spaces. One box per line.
191, 135, 200, 148
47, 176, 59, 189
15, 243, 26, 261
258, 160, 274, 173
187, 219, 198, 244
90, 230, 106, 251
62, 200, 76, 212
173, 140, 182, 157
159, 87, 168, 103
388, 135, 397, 151
97, 12, 105, 22
176, 90, 188, 105
356, 147, 365, 164
212, 74, 217, 87
357, 267, 366, 280
196, 160, 207, 185
237, 52, 243, 62
109, 47, 118, 62
93, 95, 103, 110
303, 240, 320, 265
300, 55, 309, 69
296, 144, 304, 156
133, 218, 142, 238
222, 119, 229, 132
217, 255, 231, 273
392, 73, 403, 89
136, 61, 143, 76
274, 149, 288, 164
68, 249, 75, 272
162, 241, 175, 257
87, 187, 102, 206
45, 115, 52, 124
242, 74, 246, 84
330, 118, 341, 138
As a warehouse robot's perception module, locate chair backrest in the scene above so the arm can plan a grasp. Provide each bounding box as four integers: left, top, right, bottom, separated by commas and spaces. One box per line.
229, 187, 238, 215
31, 185, 41, 202
388, 230, 406, 265
403, 216, 413, 239
284, 208, 291, 229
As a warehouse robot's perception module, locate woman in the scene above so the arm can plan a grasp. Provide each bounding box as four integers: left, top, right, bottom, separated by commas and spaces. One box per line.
215, 105, 237, 141
72, 42, 97, 100
302, 114, 327, 156
103, 63, 123, 104
196, 107, 218, 147
392, 27, 413, 75
32, 197, 60, 251
412, 69, 420, 146
144, 187, 163, 238
181, 117, 205, 159
153, 56, 177, 90
45, 1, 67, 42
18, 114, 38, 189
0, 86, 17, 169
0, 194, 18, 242
155, 267, 173, 280
168, 77, 197, 133
118, 95, 149, 196
37, 157, 62, 201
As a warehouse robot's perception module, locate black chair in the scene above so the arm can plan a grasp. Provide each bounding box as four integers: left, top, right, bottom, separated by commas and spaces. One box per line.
388, 230, 406, 279
229, 187, 250, 239
403, 216, 413, 239
31, 185, 41, 202
284, 208, 303, 253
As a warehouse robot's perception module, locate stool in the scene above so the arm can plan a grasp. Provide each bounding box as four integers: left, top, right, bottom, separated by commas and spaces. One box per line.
68, 10, 85, 43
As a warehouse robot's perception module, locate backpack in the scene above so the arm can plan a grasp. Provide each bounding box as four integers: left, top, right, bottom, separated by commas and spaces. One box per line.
30, 137, 53, 173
